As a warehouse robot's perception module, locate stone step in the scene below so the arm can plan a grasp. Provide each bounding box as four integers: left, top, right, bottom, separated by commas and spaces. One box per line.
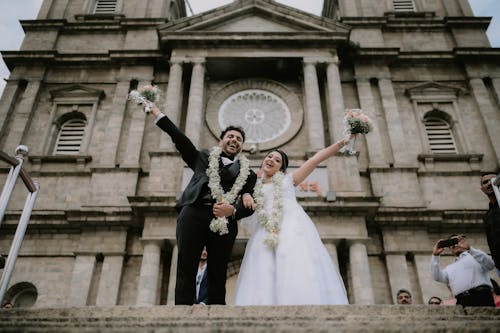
0, 305, 499, 332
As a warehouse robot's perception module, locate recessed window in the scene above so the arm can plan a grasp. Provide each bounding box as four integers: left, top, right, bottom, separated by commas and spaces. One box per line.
53, 119, 87, 155
5, 282, 38, 308
94, 0, 117, 14
424, 117, 457, 154
393, 0, 416, 12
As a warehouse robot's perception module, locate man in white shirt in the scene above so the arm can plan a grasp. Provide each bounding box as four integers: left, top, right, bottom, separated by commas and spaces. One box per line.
430, 234, 495, 307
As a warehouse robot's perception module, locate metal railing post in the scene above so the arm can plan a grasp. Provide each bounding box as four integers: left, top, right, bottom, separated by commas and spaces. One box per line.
0, 182, 40, 303
0, 146, 28, 227
0, 145, 39, 306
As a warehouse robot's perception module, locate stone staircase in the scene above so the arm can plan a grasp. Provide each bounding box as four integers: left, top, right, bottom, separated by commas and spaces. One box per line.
0, 305, 499, 332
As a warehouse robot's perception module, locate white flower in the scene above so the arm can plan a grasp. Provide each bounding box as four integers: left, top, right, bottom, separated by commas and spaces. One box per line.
207, 146, 250, 235
253, 171, 284, 248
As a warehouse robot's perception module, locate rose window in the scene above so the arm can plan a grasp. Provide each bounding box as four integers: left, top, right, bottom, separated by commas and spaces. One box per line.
218, 89, 291, 144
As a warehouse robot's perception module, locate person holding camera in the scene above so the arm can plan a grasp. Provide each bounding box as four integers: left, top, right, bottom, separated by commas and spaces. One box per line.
430, 234, 495, 307
481, 173, 500, 277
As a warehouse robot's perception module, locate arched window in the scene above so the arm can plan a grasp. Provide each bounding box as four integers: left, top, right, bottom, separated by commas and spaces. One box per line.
393, 0, 416, 12
53, 119, 87, 155
94, 0, 117, 14
423, 116, 457, 154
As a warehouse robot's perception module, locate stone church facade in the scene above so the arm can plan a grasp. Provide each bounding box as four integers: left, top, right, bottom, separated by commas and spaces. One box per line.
0, 0, 498, 307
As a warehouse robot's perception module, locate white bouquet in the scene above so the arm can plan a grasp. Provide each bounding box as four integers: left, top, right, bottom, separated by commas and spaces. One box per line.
128, 84, 161, 113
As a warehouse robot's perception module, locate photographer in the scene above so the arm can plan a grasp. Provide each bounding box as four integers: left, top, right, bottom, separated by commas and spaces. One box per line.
430, 234, 495, 307
481, 173, 500, 277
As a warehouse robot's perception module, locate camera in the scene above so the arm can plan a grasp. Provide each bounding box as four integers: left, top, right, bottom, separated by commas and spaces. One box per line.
438, 238, 459, 248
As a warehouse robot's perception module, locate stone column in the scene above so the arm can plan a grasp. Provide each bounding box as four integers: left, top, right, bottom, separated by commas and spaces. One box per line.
2, 80, 42, 153
469, 78, 500, 164
385, 254, 411, 304
348, 241, 374, 304
355, 78, 386, 167
136, 240, 163, 306
36, 0, 54, 19
414, 254, 448, 304
491, 77, 500, 105
67, 254, 96, 307
160, 59, 184, 150
95, 254, 124, 306
323, 241, 339, 270
122, 79, 151, 167
378, 78, 410, 166
0, 80, 21, 142
184, 59, 206, 148
100, 79, 133, 167
326, 58, 344, 143
303, 59, 325, 152
167, 242, 178, 305
325, 58, 363, 194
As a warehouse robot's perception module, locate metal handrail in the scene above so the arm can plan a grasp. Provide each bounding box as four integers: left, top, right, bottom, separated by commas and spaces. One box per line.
0, 145, 40, 306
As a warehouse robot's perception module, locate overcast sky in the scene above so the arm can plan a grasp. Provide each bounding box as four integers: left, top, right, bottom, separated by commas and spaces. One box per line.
0, 0, 498, 96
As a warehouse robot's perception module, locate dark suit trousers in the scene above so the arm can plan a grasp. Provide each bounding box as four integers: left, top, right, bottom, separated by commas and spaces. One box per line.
175, 204, 238, 305
455, 286, 495, 307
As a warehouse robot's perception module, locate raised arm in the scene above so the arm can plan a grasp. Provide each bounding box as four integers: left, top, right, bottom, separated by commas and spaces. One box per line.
149, 103, 199, 169
292, 137, 349, 186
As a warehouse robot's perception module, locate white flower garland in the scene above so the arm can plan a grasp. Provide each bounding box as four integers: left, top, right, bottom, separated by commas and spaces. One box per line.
253, 172, 284, 248
207, 146, 250, 235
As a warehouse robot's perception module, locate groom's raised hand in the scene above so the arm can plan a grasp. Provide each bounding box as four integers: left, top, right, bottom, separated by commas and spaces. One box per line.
213, 202, 235, 218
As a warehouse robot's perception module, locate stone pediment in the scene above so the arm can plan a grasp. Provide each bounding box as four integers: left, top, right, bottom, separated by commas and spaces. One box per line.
159, 0, 349, 45
50, 85, 105, 100
406, 82, 465, 101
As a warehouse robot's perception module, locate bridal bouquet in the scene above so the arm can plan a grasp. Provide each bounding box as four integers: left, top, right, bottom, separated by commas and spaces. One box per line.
339, 109, 373, 154
128, 84, 161, 113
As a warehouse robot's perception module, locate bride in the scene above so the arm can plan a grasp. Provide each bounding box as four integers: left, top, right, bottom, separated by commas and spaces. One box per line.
234, 139, 351, 305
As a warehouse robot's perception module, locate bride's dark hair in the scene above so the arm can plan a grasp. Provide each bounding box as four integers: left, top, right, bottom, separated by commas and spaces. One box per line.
274, 149, 289, 171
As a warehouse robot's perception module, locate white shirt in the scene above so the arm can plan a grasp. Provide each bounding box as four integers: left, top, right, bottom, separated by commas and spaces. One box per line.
196, 262, 207, 300
430, 247, 494, 296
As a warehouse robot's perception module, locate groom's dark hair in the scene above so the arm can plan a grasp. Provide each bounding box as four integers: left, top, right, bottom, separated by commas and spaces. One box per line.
220, 125, 246, 142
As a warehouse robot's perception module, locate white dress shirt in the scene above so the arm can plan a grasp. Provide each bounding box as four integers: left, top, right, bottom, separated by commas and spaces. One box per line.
430, 247, 494, 296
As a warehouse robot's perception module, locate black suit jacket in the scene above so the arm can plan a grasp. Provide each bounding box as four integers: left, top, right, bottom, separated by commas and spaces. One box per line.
156, 115, 256, 220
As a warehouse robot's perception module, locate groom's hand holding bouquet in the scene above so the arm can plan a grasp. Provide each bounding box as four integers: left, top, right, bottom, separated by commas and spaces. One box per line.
128, 84, 161, 113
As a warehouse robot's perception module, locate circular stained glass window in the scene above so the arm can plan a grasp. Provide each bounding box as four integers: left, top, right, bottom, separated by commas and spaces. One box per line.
218, 89, 291, 144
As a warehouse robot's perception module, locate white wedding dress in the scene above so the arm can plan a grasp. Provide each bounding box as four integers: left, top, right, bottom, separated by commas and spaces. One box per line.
234, 173, 349, 305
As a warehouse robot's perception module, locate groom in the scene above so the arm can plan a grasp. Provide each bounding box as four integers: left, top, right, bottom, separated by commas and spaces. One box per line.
148, 104, 256, 305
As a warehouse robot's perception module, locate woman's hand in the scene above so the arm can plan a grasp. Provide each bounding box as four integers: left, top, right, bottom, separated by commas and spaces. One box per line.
242, 193, 256, 210
338, 134, 355, 147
